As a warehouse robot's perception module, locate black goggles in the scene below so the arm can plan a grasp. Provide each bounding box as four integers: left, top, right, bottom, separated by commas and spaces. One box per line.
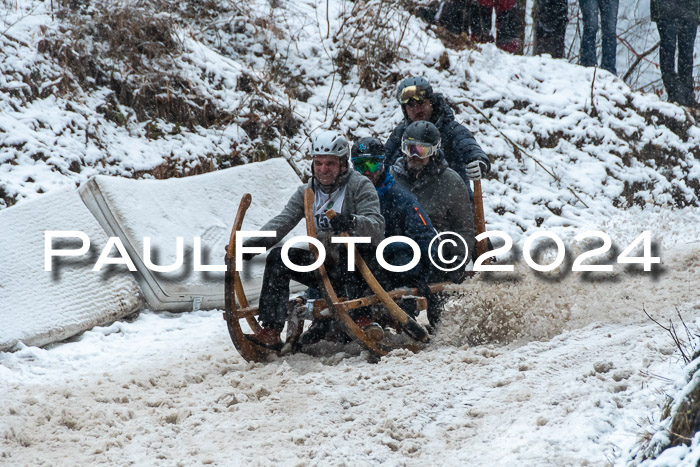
352, 156, 385, 173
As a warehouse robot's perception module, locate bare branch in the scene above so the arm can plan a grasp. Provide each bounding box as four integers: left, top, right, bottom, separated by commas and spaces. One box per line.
642, 304, 671, 332
589, 67, 598, 118
622, 41, 660, 83
455, 98, 590, 208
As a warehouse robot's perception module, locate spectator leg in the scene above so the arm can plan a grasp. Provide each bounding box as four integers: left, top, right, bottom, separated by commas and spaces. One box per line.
534, 0, 568, 59
495, 6, 518, 53
468, 0, 494, 43
599, 0, 619, 74
579, 0, 599, 68
676, 19, 698, 106
656, 19, 681, 104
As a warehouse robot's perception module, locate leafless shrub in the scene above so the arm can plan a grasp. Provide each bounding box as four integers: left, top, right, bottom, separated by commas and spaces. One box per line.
643, 306, 699, 366
636, 306, 700, 459
40, 0, 222, 128
333, 0, 411, 90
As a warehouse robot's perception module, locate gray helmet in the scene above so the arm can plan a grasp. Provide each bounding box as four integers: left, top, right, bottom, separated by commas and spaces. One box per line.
310, 130, 350, 160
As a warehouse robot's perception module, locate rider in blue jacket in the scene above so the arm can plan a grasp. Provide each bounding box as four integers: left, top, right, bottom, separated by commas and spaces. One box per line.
351, 137, 435, 296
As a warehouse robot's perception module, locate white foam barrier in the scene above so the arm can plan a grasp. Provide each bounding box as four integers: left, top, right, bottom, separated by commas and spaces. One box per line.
0, 189, 142, 351
79, 158, 307, 312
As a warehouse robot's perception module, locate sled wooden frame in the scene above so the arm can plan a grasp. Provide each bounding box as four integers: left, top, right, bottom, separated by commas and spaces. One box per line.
223, 193, 273, 363
223, 192, 451, 363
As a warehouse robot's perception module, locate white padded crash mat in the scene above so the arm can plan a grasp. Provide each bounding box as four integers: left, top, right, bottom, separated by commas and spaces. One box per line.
0, 189, 142, 351
79, 158, 307, 312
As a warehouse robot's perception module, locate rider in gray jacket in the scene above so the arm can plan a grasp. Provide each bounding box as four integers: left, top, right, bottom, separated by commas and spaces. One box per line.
241, 131, 384, 349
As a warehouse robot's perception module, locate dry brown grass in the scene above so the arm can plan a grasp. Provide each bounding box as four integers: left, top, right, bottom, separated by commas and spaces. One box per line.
668, 377, 700, 447
40, 0, 221, 128
333, 0, 412, 91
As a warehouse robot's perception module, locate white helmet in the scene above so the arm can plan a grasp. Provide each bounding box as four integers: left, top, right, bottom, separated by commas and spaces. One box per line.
310, 130, 350, 160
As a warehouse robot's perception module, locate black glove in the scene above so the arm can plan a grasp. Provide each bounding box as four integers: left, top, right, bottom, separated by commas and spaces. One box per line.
226, 244, 257, 260
417, 279, 432, 299
241, 252, 258, 261
225, 245, 257, 262
329, 213, 356, 233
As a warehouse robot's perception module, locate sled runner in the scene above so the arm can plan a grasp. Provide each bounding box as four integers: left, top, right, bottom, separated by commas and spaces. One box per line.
223, 191, 450, 363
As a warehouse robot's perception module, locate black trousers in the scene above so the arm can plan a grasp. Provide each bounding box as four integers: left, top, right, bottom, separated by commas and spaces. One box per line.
656, 18, 698, 106
257, 247, 367, 331
534, 0, 568, 58
437, 0, 493, 40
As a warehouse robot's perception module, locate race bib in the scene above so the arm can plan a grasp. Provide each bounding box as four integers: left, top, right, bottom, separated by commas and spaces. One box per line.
313, 187, 347, 231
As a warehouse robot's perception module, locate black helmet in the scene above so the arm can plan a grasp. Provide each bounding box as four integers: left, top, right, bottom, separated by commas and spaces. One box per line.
401, 121, 441, 159
351, 137, 385, 159
351, 137, 385, 174
396, 76, 433, 105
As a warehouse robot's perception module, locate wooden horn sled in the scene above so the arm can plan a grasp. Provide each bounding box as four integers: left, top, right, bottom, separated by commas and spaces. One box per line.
223, 190, 451, 362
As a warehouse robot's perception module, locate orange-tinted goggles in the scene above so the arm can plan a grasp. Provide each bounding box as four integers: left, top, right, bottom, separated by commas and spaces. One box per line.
401, 141, 437, 159
399, 85, 428, 104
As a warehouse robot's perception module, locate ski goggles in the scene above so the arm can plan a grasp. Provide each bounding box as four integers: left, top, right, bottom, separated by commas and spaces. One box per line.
398, 85, 428, 104
401, 140, 438, 159
352, 156, 385, 174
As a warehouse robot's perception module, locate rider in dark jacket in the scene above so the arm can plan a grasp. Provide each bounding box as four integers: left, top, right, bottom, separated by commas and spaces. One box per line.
384, 77, 491, 196
351, 137, 435, 292
390, 121, 476, 326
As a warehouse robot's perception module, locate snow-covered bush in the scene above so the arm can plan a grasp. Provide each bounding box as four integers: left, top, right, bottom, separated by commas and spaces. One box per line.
1, 0, 698, 220
629, 328, 700, 465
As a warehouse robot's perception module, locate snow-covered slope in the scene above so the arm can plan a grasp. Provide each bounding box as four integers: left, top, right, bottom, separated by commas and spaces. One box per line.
2, 0, 698, 224
0, 238, 698, 465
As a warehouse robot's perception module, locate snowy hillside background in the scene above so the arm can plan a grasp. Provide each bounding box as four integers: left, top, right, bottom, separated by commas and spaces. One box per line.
1, 0, 700, 465
1, 0, 699, 218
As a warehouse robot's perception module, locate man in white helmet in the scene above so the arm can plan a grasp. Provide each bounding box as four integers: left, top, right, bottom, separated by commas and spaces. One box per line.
241, 130, 385, 349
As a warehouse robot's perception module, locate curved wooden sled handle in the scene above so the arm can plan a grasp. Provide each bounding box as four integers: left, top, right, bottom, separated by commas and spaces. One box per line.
473, 179, 489, 261
224, 193, 276, 362
325, 210, 429, 343
303, 188, 388, 356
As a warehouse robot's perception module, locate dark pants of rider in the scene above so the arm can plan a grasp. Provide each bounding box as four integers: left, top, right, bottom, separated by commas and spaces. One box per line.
534, 0, 568, 58
579, 0, 619, 75
373, 243, 426, 292
656, 18, 698, 106
257, 247, 366, 331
